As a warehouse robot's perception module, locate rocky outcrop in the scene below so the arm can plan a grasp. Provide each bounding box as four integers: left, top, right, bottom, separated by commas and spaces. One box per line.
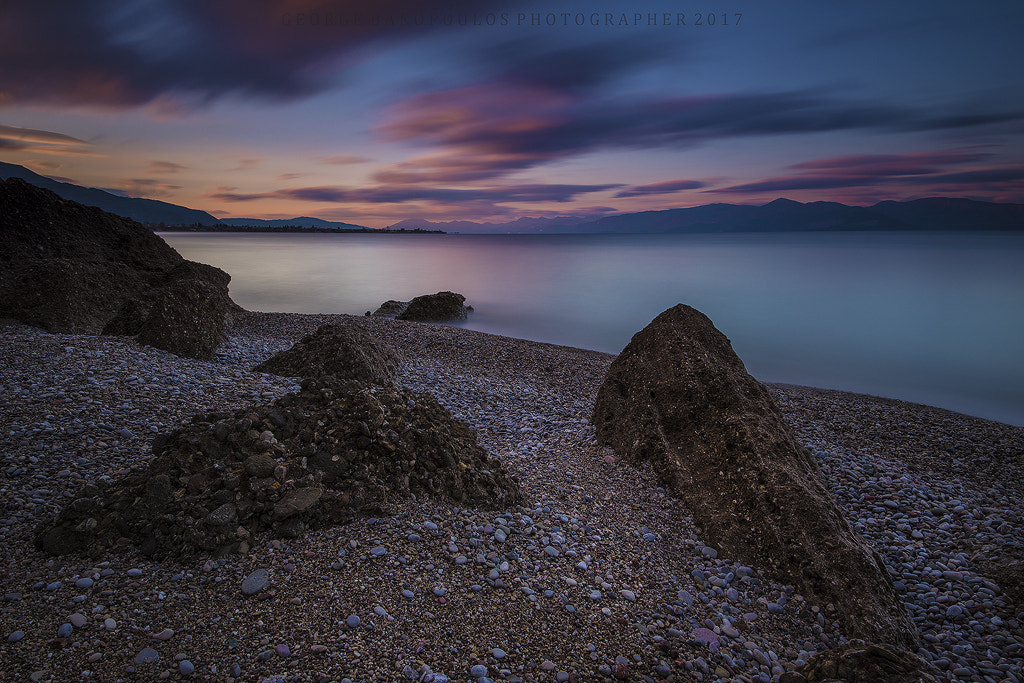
591, 304, 919, 649
35, 375, 521, 559
779, 641, 936, 683
370, 300, 409, 318
254, 322, 400, 385
398, 291, 472, 322
0, 177, 235, 359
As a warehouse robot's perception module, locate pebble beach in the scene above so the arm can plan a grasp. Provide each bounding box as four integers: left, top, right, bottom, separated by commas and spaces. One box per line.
1, 312, 1022, 683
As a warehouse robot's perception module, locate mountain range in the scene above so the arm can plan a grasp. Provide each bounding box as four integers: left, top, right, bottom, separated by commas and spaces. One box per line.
3, 162, 1022, 233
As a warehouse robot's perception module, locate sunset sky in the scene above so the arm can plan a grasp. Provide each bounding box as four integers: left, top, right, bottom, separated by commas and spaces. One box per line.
2, 0, 1023, 228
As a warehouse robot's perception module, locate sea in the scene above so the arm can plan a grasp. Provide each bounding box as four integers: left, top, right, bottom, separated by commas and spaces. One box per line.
159, 231, 1024, 427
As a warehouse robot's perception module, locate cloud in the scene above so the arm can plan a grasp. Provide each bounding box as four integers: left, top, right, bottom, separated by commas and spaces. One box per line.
375, 84, 1024, 183
0, 123, 100, 156
0, 124, 91, 145
147, 160, 188, 174
479, 35, 675, 95
706, 150, 1024, 195
319, 154, 371, 165
208, 181, 620, 205
0, 0, 507, 109
119, 177, 182, 199
615, 178, 705, 198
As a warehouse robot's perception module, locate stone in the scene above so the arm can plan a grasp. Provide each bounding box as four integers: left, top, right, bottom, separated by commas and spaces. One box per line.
272, 488, 323, 520
153, 628, 174, 640
346, 614, 361, 628
371, 299, 408, 317
255, 322, 401, 385
396, 291, 471, 322
135, 271, 232, 360
35, 376, 520, 560
470, 664, 488, 677
134, 647, 159, 665
591, 304, 918, 649
69, 613, 87, 628
56, 623, 73, 638
244, 454, 277, 479
179, 660, 194, 676
241, 568, 269, 595
778, 640, 936, 682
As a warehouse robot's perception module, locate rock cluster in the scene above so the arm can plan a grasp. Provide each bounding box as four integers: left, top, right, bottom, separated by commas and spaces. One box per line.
591, 304, 919, 649
370, 291, 473, 322
779, 640, 936, 683
0, 177, 235, 359
254, 322, 400, 385
35, 375, 521, 559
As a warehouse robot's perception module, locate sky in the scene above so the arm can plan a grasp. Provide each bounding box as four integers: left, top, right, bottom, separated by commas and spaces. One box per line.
2, 0, 1023, 228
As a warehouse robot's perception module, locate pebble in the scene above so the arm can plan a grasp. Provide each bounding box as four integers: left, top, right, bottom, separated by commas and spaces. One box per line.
179, 660, 194, 675
153, 628, 174, 641
134, 647, 159, 665
241, 568, 269, 595
1, 314, 1021, 683
346, 614, 361, 628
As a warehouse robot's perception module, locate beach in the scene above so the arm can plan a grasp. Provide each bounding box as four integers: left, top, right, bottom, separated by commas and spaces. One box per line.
1, 312, 1021, 683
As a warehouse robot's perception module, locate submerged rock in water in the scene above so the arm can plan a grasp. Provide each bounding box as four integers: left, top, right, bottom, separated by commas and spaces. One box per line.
591, 304, 919, 649
254, 322, 400, 385
35, 376, 521, 559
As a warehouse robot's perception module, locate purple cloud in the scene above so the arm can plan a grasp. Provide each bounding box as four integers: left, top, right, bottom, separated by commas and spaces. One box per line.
615, 178, 706, 197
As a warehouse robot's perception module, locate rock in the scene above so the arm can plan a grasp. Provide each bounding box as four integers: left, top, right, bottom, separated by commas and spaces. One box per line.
273, 488, 323, 520
346, 614, 360, 628
371, 300, 408, 318
396, 291, 471, 322
134, 647, 159, 665
591, 304, 918, 649
255, 322, 400, 384
35, 376, 520, 559
0, 178, 236, 358
241, 568, 269, 595
778, 640, 936, 682
135, 267, 232, 360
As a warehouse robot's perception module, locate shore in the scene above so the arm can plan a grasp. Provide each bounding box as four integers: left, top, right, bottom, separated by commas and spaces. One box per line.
1, 312, 1021, 683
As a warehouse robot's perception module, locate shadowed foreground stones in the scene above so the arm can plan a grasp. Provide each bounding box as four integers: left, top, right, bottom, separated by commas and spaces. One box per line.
591, 304, 919, 649
35, 376, 521, 559
779, 640, 936, 683
254, 322, 400, 385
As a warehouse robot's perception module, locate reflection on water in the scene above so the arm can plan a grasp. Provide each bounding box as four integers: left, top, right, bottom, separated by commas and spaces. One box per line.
161, 231, 1024, 426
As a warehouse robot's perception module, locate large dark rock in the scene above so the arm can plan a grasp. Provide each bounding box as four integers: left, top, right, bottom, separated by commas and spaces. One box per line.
591, 304, 919, 649
779, 640, 936, 683
396, 291, 472, 322
35, 375, 521, 559
0, 177, 236, 358
255, 322, 400, 384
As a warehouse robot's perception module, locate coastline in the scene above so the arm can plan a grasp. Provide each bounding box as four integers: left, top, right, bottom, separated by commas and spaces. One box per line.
1, 312, 1021, 682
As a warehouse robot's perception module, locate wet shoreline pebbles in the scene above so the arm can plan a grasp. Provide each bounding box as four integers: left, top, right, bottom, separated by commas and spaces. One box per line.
1, 312, 1022, 682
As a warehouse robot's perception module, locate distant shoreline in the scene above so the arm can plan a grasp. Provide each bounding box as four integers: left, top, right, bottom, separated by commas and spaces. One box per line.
153, 225, 446, 234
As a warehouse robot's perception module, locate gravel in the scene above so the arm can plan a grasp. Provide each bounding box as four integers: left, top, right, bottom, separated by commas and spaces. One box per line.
0, 312, 1021, 683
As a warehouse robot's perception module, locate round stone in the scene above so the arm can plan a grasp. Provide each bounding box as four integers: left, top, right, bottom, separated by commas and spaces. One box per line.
470, 664, 488, 677
103, 618, 117, 630
241, 568, 269, 595
75, 577, 94, 589
179, 660, 194, 676
134, 647, 159, 665
492, 648, 506, 659
69, 613, 88, 628
370, 546, 387, 556
346, 614, 360, 628
56, 623, 73, 638
8, 630, 25, 642
276, 643, 291, 657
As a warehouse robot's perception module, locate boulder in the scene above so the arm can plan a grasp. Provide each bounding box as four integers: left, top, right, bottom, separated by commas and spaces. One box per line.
255, 322, 400, 384
370, 300, 409, 318
396, 291, 472, 322
0, 177, 236, 358
591, 304, 918, 649
779, 640, 936, 683
35, 376, 521, 559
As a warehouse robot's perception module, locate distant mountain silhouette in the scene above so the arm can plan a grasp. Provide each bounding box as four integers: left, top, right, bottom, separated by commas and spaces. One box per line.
397, 197, 1024, 233
220, 216, 370, 230
5, 162, 1020, 233
0, 162, 220, 226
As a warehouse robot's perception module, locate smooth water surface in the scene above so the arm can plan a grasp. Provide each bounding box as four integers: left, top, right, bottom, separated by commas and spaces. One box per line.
161, 231, 1024, 426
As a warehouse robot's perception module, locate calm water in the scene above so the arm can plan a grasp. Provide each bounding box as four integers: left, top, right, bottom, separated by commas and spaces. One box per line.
160, 231, 1024, 426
